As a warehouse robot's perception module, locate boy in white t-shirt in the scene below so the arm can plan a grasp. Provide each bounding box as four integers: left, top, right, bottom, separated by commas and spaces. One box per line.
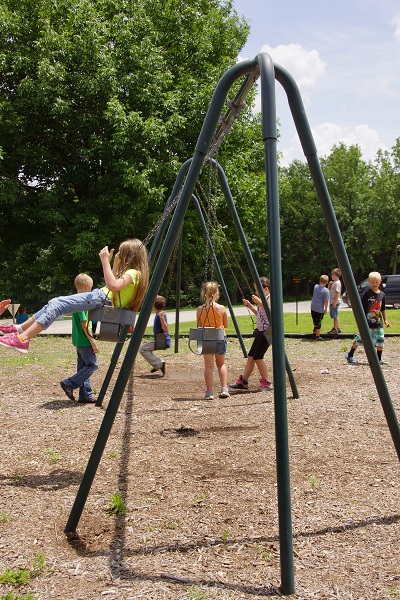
328, 268, 342, 334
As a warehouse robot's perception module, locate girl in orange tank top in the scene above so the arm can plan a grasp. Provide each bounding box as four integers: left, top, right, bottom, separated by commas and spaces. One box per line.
196, 281, 229, 400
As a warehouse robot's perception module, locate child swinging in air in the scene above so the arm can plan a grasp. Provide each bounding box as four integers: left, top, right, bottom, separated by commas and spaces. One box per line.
197, 281, 229, 400
0, 239, 149, 353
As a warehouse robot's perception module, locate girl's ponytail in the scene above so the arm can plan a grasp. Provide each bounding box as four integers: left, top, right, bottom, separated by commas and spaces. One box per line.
201, 281, 219, 303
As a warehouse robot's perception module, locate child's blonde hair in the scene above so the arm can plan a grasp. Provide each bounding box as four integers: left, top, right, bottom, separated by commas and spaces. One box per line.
320, 275, 329, 285
201, 281, 219, 303
112, 238, 149, 311
369, 271, 381, 282
74, 273, 93, 290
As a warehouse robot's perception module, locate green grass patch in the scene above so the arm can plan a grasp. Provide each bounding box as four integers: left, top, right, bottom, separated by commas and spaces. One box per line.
0, 555, 46, 587
144, 307, 400, 336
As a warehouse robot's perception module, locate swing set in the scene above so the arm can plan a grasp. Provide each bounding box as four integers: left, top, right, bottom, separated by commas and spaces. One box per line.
64, 53, 400, 596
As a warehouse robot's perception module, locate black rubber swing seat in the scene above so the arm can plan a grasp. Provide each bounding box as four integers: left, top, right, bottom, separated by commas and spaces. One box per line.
88, 306, 136, 342
188, 327, 225, 354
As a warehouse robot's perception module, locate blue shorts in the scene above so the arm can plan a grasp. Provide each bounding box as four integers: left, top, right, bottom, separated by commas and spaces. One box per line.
353, 327, 385, 347
329, 303, 340, 319
216, 337, 228, 355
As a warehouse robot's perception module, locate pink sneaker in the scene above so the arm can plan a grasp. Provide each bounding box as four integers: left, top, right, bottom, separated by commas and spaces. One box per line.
256, 378, 273, 392
0, 324, 18, 336
0, 334, 29, 354
229, 374, 248, 390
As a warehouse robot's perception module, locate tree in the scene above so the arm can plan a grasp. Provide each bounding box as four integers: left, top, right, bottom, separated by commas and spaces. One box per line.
320, 143, 373, 279
278, 159, 330, 293
0, 0, 249, 307
369, 139, 400, 274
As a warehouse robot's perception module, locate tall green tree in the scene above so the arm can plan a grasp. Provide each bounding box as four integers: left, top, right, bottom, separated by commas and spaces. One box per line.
369, 138, 400, 274
278, 159, 330, 292
0, 0, 249, 307
320, 143, 373, 279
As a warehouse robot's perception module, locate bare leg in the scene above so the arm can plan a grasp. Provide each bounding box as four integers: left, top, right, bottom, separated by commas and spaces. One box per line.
215, 354, 227, 388
242, 357, 256, 381
20, 321, 44, 340
203, 354, 214, 391
19, 316, 36, 331
255, 358, 269, 381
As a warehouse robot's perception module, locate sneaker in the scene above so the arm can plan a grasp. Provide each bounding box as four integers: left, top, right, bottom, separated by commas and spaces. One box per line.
0, 324, 18, 336
205, 391, 214, 400
60, 381, 75, 401
256, 379, 273, 392
313, 336, 324, 341
78, 396, 97, 404
327, 328, 338, 335
229, 375, 248, 390
345, 353, 356, 364
0, 334, 29, 353
219, 387, 230, 398
150, 362, 166, 375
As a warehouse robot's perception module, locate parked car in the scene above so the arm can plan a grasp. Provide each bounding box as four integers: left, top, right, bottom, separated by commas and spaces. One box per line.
342, 274, 400, 308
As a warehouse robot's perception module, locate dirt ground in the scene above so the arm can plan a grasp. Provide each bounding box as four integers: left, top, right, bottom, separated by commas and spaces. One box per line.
0, 334, 399, 600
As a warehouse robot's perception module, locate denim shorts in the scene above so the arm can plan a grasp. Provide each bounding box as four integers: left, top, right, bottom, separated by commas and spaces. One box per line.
216, 337, 228, 355
329, 303, 340, 318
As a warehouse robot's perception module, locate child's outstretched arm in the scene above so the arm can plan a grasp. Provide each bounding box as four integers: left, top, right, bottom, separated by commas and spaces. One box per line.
0, 299, 11, 316
99, 246, 133, 292
243, 297, 257, 315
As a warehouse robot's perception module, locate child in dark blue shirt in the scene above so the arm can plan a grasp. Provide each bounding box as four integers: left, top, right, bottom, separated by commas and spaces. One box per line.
139, 295, 170, 376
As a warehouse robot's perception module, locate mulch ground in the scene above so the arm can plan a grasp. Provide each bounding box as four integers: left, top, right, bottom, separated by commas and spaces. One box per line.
0, 335, 399, 599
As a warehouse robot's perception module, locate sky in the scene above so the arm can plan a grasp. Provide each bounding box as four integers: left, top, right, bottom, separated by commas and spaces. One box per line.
233, 0, 400, 165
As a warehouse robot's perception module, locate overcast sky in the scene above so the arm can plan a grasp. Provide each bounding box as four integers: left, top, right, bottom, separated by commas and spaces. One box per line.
234, 0, 400, 165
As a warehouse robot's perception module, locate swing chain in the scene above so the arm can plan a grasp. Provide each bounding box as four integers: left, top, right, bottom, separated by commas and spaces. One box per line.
142, 193, 181, 250
207, 98, 247, 160
195, 177, 256, 327
163, 225, 182, 303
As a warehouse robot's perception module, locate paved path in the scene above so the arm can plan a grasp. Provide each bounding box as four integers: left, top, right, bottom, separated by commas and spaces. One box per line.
1, 301, 312, 336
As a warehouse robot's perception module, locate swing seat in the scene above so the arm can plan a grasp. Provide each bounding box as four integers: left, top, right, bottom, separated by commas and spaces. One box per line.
88, 306, 136, 342
188, 327, 225, 355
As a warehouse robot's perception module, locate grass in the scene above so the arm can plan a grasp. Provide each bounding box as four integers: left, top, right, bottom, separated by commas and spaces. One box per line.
144, 306, 400, 337
0, 555, 46, 587
108, 491, 127, 516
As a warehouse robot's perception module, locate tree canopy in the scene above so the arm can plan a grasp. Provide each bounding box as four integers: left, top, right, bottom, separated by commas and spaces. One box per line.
0, 0, 251, 306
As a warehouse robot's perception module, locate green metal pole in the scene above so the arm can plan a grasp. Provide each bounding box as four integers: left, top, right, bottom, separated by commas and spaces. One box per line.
95, 325, 129, 407
65, 58, 260, 535
274, 63, 400, 461
174, 233, 182, 354
213, 159, 299, 399
192, 194, 248, 357
259, 52, 295, 596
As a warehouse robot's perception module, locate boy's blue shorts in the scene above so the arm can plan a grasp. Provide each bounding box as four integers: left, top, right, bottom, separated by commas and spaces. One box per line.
329, 303, 340, 318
